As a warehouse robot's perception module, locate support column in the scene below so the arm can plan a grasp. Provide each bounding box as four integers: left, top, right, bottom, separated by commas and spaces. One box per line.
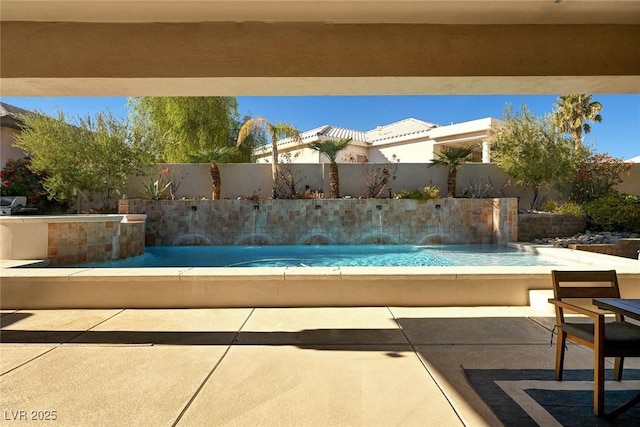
482, 141, 491, 163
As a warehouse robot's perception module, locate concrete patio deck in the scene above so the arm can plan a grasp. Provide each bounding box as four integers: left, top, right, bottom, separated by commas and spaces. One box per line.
1, 306, 637, 426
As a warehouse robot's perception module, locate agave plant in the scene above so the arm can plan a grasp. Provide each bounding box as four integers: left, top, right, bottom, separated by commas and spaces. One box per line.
139, 177, 172, 200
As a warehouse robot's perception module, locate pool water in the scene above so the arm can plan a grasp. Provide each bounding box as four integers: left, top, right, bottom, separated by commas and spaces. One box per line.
65, 245, 568, 268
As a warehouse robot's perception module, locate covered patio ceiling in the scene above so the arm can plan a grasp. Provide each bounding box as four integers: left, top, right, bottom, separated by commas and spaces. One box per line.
1, 0, 638, 96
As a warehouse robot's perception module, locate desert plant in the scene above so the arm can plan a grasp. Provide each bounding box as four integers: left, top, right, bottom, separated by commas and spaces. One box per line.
189, 146, 241, 200
237, 117, 301, 198
463, 177, 495, 198
311, 138, 351, 198
429, 146, 475, 197
394, 185, 440, 200
540, 199, 584, 217
362, 155, 399, 198
552, 94, 602, 151
491, 105, 579, 209
569, 152, 631, 204
159, 167, 186, 200
276, 152, 307, 198
584, 192, 640, 232
139, 177, 172, 200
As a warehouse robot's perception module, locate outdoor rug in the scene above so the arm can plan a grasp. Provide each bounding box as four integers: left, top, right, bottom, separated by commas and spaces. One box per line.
463, 368, 640, 426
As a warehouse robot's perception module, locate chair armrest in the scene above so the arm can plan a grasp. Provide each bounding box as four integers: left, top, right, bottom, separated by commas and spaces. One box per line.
548, 298, 605, 321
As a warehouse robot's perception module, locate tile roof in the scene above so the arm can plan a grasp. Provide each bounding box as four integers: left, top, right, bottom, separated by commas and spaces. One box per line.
0, 102, 32, 129
269, 117, 438, 151
366, 118, 437, 143
0, 102, 31, 119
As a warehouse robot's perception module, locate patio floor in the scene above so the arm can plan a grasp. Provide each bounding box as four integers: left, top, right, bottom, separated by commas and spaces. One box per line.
1, 306, 637, 426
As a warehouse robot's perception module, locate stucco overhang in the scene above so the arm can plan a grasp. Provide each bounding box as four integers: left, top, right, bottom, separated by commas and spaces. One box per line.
1, 1, 638, 95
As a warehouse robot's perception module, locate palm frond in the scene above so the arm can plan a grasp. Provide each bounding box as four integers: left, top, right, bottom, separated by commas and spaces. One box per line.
310, 138, 352, 162
237, 117, 270, 147
188, 145, 240, 163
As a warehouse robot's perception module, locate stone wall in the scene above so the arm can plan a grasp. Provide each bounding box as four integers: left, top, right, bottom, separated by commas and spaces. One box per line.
0, 214, 146, 265
119, 198, 517, 246
517, 213, 586, 242
46, 215, 146, 266
569, 239, 640, 260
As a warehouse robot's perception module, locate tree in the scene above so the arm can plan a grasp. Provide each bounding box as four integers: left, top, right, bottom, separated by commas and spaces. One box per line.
14, 110, 145, 211
310, 138, 351, 198
491, 105, 580, 210
129, 96, 249, 199
552, 94, 602, 151
188, 146, 242, 200
128, 96, 240, 162
429, 146, 475, 198
236, 118, 301, 198
569, 152, 631, 204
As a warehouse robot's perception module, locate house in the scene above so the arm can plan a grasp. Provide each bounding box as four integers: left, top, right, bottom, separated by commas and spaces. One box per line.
0, 102, 30, 168
254, 117, 501, 164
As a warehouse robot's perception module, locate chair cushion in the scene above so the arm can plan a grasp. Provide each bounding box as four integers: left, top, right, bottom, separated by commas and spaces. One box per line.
562, 321, 640, 352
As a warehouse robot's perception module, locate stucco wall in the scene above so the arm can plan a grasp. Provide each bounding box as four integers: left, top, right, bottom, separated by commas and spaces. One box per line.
0, 127, 24, 168
126, 163, 640, 212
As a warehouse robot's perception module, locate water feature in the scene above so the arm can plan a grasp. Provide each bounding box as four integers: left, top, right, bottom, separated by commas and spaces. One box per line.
376, 204, 383, 243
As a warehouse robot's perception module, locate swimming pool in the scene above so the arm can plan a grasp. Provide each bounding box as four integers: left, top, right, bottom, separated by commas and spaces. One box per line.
64, 245, 569, 268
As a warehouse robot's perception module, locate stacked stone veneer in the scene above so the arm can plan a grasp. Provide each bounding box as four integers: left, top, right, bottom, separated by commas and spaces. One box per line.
0, 214, 146, 265
46, 215, 146, 266
119, 198, 517, 246
517, 213, 587, 242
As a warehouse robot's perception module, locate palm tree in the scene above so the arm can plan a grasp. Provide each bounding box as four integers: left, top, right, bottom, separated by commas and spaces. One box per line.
310, 138, 351, 198
237, 118, 301, 198
189, 146, 240, 200
429, 145, 475, 198
552, 94, 602, 151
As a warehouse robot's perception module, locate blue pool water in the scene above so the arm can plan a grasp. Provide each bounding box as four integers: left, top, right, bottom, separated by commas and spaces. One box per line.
64, 245, 568, 268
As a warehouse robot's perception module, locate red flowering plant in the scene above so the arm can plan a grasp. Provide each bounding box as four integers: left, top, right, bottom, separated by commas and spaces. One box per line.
569, 153, 631, 204
0, 158, 69, 213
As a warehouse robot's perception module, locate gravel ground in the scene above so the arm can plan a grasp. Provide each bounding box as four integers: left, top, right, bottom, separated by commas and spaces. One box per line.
531, 230, 640, 248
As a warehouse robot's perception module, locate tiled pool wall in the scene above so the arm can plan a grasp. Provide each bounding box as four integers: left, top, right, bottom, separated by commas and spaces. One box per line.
118, 198, 518, 246
0, 214, 146, 266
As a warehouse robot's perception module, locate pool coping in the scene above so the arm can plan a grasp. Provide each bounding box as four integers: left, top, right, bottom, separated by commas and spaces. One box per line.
2, 245, 639, 309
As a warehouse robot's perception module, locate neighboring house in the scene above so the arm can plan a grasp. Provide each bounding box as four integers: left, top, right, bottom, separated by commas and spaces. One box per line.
254, 117, 501, 164
0, 102, 30, 168
627, 155, 640, 163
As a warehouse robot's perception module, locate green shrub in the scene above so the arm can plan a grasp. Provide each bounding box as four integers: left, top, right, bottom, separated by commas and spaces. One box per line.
539, 199, 584, 217
394, 185, 440, 200
422, 185, 440, 199
554, 202, 584, 217
584, 192, 640, 232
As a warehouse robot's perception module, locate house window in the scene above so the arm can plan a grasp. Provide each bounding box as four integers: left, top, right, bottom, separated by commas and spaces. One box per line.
442, 146, 482, 163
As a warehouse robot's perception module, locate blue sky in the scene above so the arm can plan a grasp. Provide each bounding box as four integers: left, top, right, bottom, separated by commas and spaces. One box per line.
2, 95, 639, 160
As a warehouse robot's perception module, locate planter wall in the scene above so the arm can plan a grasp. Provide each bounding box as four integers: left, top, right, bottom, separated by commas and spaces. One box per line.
517, 213, 587, 242
119, 198, 517, 246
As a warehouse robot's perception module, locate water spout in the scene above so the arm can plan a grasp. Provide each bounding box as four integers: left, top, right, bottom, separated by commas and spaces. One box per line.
253, 204, 260, 211
375, 205, 382, 210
